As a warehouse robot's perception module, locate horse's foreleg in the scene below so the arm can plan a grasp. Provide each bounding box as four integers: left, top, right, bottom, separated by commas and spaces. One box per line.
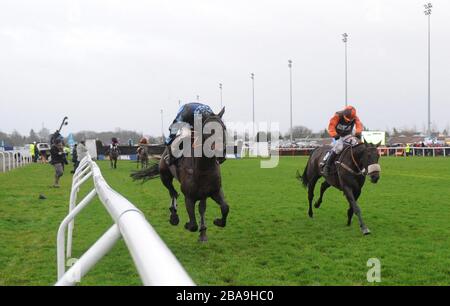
211, 189, 229, 227
198, 199, 207, 242
314, 181, 330, 208
184, 197, 198, 232
347, 188, 361, 226
169, 195, 179, 226
347, 206, 354, 226
343, 186, 370, 235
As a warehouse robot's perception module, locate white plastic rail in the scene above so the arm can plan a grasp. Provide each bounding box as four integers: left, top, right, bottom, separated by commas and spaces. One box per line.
56, 154, 194, 286
0, 150, 32, 172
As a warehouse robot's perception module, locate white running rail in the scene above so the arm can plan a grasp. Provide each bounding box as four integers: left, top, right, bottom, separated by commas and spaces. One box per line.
56, 154, 195, 286
0, 150, 32, 172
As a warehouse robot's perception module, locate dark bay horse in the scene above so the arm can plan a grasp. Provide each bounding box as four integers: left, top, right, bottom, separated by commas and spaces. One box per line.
106, 145, 120, 169
131, 108, 229, 242
137, 145, 149, 169
298, 140, 381, 235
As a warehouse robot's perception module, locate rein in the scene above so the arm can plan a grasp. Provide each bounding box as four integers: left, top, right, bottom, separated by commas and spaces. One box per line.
335, 144, 366, 177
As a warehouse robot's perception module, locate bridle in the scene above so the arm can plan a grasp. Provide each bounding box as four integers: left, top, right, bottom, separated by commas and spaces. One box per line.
336, 142, 381, 179
335, 144, 366, 177
192, 115, 227, 150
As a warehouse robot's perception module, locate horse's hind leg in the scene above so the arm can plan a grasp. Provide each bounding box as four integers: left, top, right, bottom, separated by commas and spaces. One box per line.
307, 176, 319, 218
198, 199, 207, 242
211, 189, 229, 227
314, 181, 330, 208
161, 170, 180, 226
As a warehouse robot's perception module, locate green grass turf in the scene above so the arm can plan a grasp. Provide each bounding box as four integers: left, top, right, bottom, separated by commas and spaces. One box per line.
0, 157, 449, 285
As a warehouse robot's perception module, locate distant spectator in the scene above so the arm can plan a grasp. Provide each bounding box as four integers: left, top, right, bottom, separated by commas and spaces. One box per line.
77, 140, 88, 161
34, 142, 39, 162
29, 142, 35, 162
405, 143, 411, 157
71, 144, 78, 174
50, 139, 68, 188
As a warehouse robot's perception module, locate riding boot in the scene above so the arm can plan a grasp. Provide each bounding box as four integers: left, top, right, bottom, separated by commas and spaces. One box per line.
323, 151, 337, 176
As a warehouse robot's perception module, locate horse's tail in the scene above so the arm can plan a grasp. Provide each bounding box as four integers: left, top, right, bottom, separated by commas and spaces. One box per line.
130, 161, 160, 182
296, 163, 309, 188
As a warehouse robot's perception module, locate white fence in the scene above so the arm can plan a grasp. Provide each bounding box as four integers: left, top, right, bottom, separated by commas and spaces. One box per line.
56, 154, 195, 286
275, 146, 450, 157
0, 150, 32, 172
378, 146, 450, 157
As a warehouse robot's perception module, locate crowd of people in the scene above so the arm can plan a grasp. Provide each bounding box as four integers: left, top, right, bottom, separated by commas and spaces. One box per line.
404, 142, 450, 157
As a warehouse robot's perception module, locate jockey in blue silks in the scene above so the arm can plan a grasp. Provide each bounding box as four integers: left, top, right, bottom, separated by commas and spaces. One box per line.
164, 102, 215, 165
165, 103, 214, 145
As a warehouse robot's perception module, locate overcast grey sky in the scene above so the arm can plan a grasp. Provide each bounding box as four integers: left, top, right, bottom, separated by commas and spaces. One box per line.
1, 0, 449, 136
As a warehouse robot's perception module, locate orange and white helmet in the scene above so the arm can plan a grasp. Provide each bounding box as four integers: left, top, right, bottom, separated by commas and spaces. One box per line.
343, 105, 357, 122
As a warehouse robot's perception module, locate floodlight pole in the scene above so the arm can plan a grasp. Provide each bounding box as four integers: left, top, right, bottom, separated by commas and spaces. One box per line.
160, 109, 164, 140
288, 60, 293, 142
424, 3, 432, 136
251, 73, 255, 141
342, 33, 348, 107
219, 83, 223, 108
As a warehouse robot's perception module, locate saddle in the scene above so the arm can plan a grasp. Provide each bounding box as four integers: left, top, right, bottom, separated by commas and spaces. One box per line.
320, 140, 359, 176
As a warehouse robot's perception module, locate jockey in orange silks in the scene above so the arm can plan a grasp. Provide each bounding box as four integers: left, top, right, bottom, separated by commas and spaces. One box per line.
321, 105, 363, 176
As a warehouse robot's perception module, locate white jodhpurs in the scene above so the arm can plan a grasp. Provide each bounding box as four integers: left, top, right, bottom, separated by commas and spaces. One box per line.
332, 135, 359, 154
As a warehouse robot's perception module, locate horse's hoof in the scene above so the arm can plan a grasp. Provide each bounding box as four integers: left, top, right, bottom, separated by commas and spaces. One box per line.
184, 222, 198, 232
314, 202, 321, 209
169, 214, 179, 226
198, 235, 208, 243
308, 211, 313, 218
213, 218, 226, 227
362, 228, 371, 235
